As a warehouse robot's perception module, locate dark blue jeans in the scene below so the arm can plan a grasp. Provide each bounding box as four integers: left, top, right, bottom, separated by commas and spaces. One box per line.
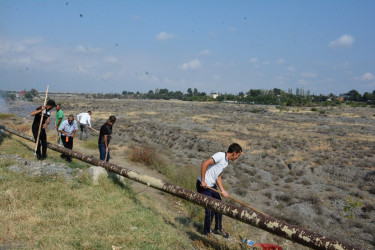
196, 180, 222, 235
98, 143, 110, 162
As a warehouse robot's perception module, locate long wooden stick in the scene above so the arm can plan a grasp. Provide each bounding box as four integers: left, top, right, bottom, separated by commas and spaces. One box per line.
34, 85, 49, 154
206, 186, 268, 216
89, 127, 100, 133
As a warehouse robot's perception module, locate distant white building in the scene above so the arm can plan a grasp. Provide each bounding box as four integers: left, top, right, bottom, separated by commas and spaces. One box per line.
209, 93, 219, 99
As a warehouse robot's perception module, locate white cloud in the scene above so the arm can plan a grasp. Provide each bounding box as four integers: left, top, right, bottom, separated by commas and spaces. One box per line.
286, 66, 296, 72
140, 74, 159, 82
362, 72, 374, 81
298, 79, 308, 86
104, 56, 118, 64
329, 34, 355, 48
276, 58, 285, 64
198, 50, 211, 56
156, 31, 174, 41
23, 38, 43, 45
262, 61, 270, 65
301, 72, 318, 78
249, 57, 258, 64
228, 27, 237, 32
213, 75, 221, 80
180, 59, 202, 70
75, 45, 101, 54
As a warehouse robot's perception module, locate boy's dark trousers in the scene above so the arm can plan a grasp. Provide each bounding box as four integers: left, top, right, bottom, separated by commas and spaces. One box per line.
61, 135, 73, 161
32, 126, 47, 158
196, 180, 223, 235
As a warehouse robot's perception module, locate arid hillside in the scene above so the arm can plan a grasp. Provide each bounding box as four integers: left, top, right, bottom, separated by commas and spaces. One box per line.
7, 98, 375, 249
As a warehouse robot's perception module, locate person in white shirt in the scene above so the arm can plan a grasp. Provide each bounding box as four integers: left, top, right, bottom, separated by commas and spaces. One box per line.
77, 111, 92, 140
196, 143, 242, 237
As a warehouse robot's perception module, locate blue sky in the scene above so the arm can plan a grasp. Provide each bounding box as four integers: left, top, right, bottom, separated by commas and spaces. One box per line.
0, 0, 374, 95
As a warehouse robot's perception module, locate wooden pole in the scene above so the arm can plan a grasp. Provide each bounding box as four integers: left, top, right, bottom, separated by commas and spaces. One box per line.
89, 127, 100, 133
206, 186, 268, 217
34, 85, 49, 155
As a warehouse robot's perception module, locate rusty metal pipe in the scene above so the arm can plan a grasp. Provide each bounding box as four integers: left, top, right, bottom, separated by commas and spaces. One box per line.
0, 125, 358, 250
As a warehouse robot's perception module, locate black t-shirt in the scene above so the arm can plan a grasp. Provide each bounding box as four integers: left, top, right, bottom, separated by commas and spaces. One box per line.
98, 122, 112, 144
32, 106, 51, 129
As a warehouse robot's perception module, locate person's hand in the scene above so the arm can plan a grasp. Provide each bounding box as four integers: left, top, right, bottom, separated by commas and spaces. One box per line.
42, 124, 47, 129
106, 147, 109, 153
41, 106, 46, 112
201, 180, 208, 189
71, 134, 75, 138
222, 190, 229, 198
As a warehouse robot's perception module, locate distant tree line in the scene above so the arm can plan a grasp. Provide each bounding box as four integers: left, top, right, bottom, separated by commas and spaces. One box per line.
116, 87, 375, 106
1, 88, 375, 106
1, 89, 38, 101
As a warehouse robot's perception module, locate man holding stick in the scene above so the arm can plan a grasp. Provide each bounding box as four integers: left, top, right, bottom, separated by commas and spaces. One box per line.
196, 143, 242, 237
77, 111, 92, 140
98, 115, 116, 162
30, 99, 56, 160
58, 115, 78, 162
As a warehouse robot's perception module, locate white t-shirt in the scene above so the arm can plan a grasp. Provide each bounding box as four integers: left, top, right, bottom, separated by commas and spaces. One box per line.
77, 112, 91, 127
198, 152, 228, 187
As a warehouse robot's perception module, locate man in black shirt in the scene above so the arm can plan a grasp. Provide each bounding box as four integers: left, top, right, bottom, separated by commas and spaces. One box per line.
98, 115, 116, 162
30, 99, 56, 160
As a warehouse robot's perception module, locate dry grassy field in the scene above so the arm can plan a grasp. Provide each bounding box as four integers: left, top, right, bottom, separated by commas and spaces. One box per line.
3, 98, 375, 249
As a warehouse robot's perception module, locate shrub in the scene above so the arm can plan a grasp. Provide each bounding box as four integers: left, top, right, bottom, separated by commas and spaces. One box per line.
310, 107, 318, 112
343, 195, 362, 218
129, 144, 164, 166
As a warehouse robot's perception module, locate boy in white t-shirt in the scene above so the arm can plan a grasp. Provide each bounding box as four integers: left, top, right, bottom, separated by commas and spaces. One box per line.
196, 143, 242, 237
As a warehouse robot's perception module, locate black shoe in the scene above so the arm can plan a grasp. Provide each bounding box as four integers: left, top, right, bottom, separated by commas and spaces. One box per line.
213, 229, 229, 238
67, 157, 72, 162
60, 154, 66, 159
36, 154, 42, 160
40, 156, 46, 161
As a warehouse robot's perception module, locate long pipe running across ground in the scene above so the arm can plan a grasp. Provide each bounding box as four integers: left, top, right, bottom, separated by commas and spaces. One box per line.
0, 124, 359, 250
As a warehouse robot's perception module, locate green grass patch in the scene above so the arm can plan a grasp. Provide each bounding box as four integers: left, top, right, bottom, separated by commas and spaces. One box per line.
0, 113, 15, 119
82, 138, 98, 150
0, 142, 191, 249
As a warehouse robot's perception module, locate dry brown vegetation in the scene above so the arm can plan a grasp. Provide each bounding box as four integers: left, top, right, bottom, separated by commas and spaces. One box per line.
4, 98, 375, 249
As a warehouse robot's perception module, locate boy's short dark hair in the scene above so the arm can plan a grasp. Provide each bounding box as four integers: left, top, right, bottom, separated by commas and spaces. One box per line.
88, 111, 92, 114
228, 143, 242, 153
109, 115, 116, 123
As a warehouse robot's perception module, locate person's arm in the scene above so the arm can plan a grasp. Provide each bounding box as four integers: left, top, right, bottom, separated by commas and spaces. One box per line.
42, 116, 50, 129
104, 135, 108, 152
77, 114, 81, 122
87, 115, 91, 127
200, 157, 215, 188
59, 129, 68, 136
30, 106, 44, 116
216, 174, 229, 198
72, 121, 78, 137
59, 122, 68, 136
55, 118, 62, 130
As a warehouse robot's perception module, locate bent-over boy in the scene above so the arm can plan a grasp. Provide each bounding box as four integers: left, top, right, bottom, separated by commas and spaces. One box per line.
196, 143, 242, 237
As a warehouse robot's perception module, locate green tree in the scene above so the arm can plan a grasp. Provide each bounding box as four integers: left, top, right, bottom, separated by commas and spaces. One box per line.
30, 88, 38, 97
346, 89, 362, 102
